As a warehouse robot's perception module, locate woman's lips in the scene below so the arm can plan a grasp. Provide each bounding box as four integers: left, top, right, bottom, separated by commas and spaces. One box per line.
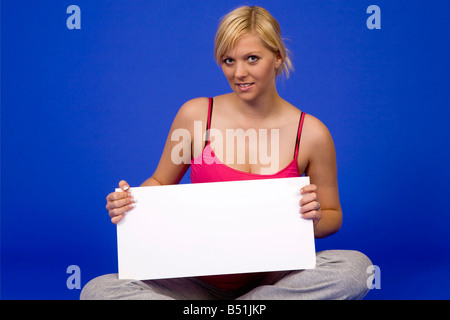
236, 83, 254, 92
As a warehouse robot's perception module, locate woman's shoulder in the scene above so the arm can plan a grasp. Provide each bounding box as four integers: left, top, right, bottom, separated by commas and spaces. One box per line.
178, 97, 209, 114
176, 94, 232, 121
302, 113, 334, 148
173, 97, 210, 124
303, 113, 327, 130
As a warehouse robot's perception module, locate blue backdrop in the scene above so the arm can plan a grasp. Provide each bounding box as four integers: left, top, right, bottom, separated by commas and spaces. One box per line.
1, 0, 449, 299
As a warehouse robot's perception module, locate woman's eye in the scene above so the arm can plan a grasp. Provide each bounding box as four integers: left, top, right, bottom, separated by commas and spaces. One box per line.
223, 58, 234, 65
248, 56, 259, 63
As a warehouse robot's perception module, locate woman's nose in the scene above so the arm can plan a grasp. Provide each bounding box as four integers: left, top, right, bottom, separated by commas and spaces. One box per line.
234, 61, 248, 79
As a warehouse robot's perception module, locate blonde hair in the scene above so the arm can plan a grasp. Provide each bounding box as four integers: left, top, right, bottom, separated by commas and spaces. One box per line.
214, 6, 293, 78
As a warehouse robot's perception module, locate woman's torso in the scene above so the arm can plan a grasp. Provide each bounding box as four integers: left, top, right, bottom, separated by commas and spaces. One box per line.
191, 94, 307, 179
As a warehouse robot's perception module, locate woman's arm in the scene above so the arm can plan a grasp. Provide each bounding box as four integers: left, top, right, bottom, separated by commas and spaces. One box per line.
106, 97, 208, 224
141, 98, 208, 186
300, 115, 343, 238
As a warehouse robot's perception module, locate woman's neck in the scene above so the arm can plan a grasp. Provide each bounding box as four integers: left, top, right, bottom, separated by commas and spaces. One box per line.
232, 88, 284, 120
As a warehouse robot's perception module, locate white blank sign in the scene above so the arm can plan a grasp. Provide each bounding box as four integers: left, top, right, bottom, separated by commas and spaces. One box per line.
117, 177, 316, 280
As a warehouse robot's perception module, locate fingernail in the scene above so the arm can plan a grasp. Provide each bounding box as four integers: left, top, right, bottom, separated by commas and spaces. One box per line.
123, 185, 130, 191
129, 203, 136, 209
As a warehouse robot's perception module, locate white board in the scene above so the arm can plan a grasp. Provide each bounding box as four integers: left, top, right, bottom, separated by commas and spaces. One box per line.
117, 177, 316, 280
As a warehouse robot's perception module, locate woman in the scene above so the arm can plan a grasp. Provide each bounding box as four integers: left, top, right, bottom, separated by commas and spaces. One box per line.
81, 6, 372, 300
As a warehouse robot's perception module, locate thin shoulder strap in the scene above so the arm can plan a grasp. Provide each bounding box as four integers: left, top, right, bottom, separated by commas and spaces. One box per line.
293, 112, 306, 159
204, 97, 213, 148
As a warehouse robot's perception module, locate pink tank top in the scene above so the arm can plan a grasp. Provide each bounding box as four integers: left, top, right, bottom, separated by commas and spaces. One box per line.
191, 98, 305, 183
190, 97, 306, 291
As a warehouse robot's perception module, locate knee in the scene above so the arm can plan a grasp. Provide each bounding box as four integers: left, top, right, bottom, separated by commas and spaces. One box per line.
338, 250, 373, 300
80, 273, 118, 300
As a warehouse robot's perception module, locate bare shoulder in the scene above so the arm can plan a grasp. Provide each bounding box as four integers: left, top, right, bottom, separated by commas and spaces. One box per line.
176, 97, 209, 121
170, 97, 209, 132
302, 113, 335, 152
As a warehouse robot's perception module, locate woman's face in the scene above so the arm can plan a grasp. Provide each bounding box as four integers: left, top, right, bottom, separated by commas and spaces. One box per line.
221, 32, 282, 102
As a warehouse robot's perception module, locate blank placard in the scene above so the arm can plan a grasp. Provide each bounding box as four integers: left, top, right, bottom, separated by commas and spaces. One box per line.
117, 177, 315, 280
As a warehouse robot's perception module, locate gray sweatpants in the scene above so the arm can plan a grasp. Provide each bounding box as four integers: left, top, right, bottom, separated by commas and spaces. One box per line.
80, 250, 372, 300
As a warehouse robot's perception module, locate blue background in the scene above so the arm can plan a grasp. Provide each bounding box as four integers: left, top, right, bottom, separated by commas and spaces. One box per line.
1, 0, 449, 299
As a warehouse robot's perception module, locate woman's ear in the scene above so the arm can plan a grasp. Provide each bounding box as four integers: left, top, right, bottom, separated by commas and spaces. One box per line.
275, 52, 283, 69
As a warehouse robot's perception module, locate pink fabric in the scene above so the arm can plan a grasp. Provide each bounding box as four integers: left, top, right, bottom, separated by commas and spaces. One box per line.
191, 144, 301, 183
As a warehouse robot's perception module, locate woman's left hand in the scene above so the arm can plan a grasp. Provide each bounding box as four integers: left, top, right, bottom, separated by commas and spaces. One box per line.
300, 184, 322, 227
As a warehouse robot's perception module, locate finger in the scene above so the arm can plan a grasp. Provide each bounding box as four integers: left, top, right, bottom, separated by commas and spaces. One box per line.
300, 184, 317, 194
301, 207, 322, 222
111, 214, 125, 224
299, 192, 318, 206
106, 190, 131, 203
119, 180, 130, 192
301, 201, 321, 213
106, 195, 135, 211
109, 203, 135, 218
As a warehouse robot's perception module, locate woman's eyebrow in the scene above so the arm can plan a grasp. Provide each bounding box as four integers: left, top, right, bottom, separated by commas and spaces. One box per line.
226, 49, 263, 55
250, 51, 263, 54
242, 51, 263, 56
224, 51, 263, 58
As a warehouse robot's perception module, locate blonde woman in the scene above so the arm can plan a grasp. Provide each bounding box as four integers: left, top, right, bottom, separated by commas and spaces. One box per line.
81, 6, 372, 300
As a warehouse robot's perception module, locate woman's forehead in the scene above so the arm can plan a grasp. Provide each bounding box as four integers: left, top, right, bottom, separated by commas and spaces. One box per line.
224, 32, 269, 56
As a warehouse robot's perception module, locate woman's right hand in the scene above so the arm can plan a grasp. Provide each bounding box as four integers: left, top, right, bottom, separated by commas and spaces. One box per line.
105, 180, 136, 224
